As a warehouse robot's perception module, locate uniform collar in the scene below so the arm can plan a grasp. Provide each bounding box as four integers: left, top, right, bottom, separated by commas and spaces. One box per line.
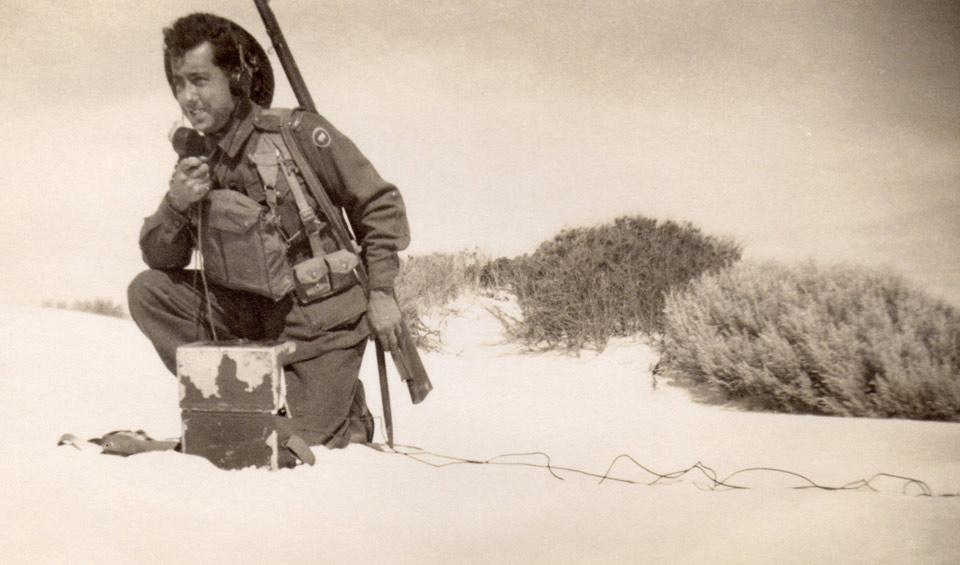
214, 99, 261, 159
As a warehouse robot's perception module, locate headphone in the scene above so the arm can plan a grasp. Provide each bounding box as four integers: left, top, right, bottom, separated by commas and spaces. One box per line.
229, 41, 255, 99
225, 22, 274, 107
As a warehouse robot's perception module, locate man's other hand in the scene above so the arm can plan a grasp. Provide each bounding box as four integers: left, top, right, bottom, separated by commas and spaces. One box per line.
167, 156, 211, 211
367, 289, 402, 352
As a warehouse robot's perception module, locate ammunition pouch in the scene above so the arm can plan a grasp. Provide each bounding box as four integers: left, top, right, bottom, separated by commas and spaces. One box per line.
200, 189, 295, 301
292, 249, 361, 304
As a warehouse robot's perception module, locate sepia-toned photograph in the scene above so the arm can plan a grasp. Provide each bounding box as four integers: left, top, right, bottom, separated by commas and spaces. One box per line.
1, 1, 958, 563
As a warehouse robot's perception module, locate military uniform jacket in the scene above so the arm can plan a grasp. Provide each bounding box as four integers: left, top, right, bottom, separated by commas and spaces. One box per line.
138, 100, 410, 358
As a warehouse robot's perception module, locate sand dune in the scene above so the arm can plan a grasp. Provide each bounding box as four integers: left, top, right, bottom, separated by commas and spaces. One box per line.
1, 302, 958, 564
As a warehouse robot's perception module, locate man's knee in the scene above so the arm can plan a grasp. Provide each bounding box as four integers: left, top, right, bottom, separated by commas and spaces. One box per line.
128, 269, 166, 318
127, 269, 196, 324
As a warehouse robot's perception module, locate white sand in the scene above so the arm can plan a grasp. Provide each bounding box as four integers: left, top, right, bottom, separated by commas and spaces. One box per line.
1, 301, 958, 564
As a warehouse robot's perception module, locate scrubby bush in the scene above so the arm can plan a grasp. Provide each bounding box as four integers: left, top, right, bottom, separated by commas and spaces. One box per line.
43, 298, 128, 319
394, 249, 486, 349
656, 260, 960, 421
488, 215, 741, 350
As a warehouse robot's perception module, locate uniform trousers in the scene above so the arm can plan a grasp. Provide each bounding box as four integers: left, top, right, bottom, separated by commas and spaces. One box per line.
127, 269, 373, 448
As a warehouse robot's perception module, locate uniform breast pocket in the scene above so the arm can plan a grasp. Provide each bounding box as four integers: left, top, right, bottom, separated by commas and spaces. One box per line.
200, 189, 294, 301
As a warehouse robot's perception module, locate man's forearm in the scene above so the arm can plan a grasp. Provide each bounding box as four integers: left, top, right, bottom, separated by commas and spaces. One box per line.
138, 194, 195, 269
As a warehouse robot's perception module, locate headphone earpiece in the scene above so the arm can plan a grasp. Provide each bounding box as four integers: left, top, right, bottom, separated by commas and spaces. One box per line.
230, 41, 255, 98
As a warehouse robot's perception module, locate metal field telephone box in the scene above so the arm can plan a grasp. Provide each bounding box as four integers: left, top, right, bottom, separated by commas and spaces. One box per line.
176, 341, 297, 470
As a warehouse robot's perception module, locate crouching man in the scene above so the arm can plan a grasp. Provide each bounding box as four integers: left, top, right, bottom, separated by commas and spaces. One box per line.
128, 13, 410, 448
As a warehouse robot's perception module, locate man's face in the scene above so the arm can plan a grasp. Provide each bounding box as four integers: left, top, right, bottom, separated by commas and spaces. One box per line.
170, 41, 237, 135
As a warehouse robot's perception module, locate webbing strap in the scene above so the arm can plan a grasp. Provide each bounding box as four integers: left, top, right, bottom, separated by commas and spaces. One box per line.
256, 133, 326, 258
249, 136, 281, 214
282, 435, 316, 466
279, 110, 365, 264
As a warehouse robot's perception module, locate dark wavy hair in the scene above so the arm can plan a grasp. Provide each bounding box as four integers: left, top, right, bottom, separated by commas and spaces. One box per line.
163, 13, 274, 107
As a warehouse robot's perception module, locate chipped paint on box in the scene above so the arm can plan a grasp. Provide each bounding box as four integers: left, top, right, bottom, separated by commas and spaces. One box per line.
267, 429, 279, 470
176, 342, 295, 412
232, 350, 271, 391
178, 351, 222, 399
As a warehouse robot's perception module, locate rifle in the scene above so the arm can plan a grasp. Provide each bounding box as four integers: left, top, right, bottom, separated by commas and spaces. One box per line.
253, 1, 432, 422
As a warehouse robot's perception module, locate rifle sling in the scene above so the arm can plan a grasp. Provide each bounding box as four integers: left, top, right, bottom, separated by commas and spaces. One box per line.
278, 110, 365, 281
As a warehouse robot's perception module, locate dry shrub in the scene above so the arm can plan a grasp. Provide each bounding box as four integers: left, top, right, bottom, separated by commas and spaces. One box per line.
488, 215, 741, 350
44, 298, 128, 319
394, 249, 486, 349
657, 260, 960, 421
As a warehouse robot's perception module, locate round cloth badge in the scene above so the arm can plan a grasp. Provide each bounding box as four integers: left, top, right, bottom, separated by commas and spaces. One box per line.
312, 127, 332, 148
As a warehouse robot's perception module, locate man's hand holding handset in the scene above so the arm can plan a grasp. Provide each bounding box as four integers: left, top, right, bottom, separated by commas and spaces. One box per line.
168, 156, 211, 212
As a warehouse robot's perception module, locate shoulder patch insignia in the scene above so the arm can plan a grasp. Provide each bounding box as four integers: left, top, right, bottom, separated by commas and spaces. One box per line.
311, 127, 332, 148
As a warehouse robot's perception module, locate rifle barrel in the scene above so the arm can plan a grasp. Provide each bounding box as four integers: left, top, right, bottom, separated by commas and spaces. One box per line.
253, 0, 317, 113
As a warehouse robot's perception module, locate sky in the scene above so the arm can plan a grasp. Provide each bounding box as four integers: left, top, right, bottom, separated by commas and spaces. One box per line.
1, 0, 958, 307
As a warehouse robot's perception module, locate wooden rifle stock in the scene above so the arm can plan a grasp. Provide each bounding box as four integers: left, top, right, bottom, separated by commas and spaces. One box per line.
254, 0, 432, 405
395, 324, 432, 404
